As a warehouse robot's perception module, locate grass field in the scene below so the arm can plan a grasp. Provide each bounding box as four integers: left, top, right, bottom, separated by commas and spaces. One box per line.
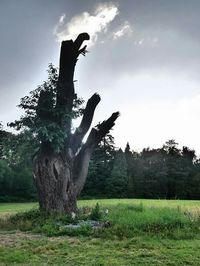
1, 198, 200, 214
0, 199, 200, 265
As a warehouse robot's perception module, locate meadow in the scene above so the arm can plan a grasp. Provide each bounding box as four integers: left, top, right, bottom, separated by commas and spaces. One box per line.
0, 199, 200, 265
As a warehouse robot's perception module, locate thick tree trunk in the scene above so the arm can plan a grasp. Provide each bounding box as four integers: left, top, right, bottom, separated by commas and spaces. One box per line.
33, 150, 78, 213
33, 33, 119, 214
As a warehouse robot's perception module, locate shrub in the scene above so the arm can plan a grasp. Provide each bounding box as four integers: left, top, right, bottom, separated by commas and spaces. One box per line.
89, 203, 102, 221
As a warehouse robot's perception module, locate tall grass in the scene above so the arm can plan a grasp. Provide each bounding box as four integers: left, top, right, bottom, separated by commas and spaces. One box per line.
104, 204, 200, 239
0, 202, 199, 240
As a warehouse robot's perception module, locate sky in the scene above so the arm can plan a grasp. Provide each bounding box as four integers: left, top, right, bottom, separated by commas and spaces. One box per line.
0, 0, 200, 154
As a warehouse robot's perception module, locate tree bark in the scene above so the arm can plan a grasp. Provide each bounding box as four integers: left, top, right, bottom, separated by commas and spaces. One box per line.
33, 33, 119, 214
33, 148, 78, 213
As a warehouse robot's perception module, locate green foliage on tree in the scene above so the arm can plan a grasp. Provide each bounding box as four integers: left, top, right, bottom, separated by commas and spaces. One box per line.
0, 125, 36, 202
8, 64, 84, 153
82, 134, 115, 198
106, 148, 128, 197
127, 140, 200, 199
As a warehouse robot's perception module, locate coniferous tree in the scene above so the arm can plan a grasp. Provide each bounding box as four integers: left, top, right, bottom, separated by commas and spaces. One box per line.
82, 133, 115, 198
106, 148, 128, 197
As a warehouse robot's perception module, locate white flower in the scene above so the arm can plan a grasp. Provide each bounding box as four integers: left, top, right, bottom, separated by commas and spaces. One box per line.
71, 212, 76, 219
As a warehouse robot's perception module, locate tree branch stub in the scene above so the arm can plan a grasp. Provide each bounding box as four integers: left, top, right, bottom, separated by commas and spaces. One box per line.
70, 93, 101, 154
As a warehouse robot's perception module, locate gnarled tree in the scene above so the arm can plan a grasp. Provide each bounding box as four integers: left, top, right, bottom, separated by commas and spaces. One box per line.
10, 33, 119, 214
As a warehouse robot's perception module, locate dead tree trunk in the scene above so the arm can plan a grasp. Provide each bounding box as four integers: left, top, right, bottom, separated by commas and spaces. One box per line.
33, 33, 119, 214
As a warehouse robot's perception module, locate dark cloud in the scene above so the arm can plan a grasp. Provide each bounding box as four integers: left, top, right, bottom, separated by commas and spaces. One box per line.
0, 0, 200, 152
84, 0, 200, 77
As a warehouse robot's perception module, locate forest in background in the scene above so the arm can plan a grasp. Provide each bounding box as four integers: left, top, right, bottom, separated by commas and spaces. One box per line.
1, 123, 200, 202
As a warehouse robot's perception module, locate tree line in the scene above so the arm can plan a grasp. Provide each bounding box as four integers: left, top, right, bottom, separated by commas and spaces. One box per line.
1, 124, 199, 202
83, 137, 200, 200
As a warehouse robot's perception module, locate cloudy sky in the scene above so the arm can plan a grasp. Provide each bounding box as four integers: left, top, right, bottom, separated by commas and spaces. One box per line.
1, 0, 200, 154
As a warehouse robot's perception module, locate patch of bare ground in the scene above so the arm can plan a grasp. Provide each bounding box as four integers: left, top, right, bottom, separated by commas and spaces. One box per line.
0, 231, 44, 247
0, 231, 83, 249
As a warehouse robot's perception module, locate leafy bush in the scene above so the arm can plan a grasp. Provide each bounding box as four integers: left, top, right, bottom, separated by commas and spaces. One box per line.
89, 203, 102, 220
0, 207, 94, 236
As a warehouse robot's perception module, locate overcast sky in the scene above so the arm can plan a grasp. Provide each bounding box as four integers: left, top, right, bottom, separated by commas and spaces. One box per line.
1, 0, 200, 154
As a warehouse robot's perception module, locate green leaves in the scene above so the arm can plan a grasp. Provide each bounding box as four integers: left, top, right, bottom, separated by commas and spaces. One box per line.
8, 64, 84, 152
35, 122, 68, 153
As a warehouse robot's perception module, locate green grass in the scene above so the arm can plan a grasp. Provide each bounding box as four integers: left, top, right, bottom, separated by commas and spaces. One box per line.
0, 199, 200, 265
0, 202, 38, 214
0, 232, 200, 265
1, 199, 200, 215
79, 198, 200, 209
